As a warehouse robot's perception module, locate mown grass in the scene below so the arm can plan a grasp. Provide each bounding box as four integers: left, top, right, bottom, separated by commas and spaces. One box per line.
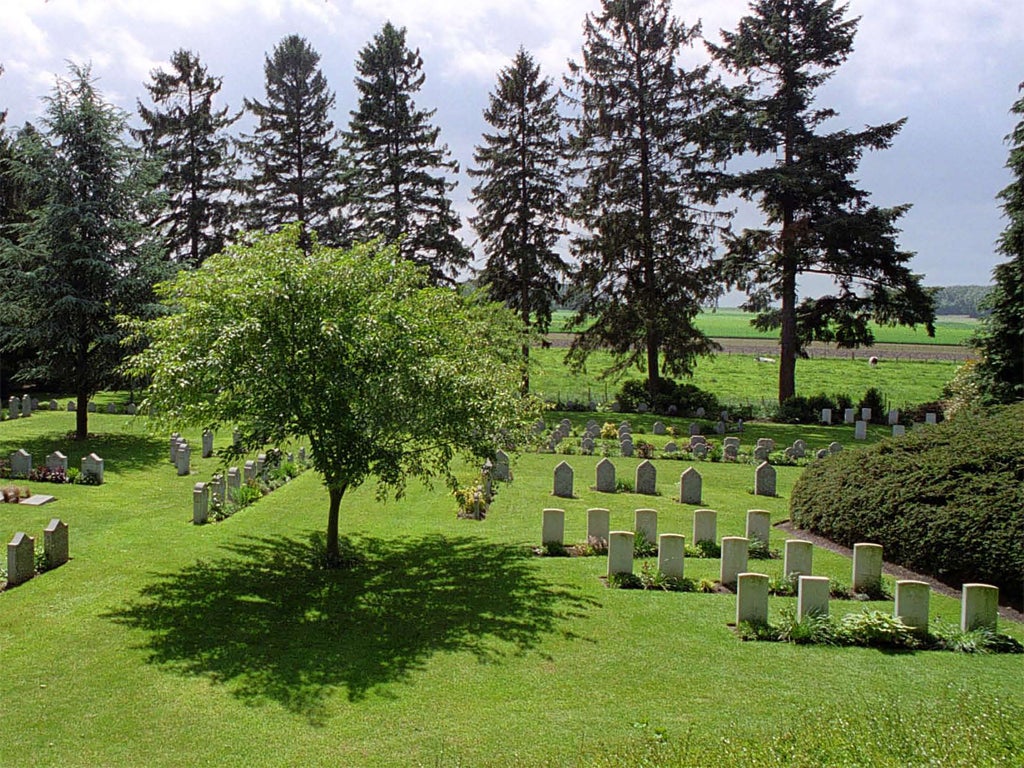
1, 411, 1021, 767
549, 308, 978, 346
530, 346, 958, 410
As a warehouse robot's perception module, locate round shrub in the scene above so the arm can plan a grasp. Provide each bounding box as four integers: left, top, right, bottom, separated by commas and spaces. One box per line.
615, 378, 720, 416
790, 402, 1024, 608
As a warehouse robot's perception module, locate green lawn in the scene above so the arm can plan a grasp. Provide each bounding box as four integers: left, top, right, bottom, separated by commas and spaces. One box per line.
530, 346, 958, 410
1, 411, 1021, 767
549, 308, 978, 346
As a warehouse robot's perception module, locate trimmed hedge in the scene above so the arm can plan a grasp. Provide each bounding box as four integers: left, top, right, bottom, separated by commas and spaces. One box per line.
790, 402, 1024, 608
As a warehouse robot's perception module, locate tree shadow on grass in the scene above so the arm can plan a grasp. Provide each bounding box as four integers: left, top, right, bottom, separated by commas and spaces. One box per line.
0, 430, 166, 474
106, 533, 596, 722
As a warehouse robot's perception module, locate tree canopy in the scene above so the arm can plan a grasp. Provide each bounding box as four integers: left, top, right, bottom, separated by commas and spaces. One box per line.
564, 0, 728, 400
469, 48, 567, 393
710, 0, 935, 404
135, 49, 239, 267
345, 22, 469, 284
0, 63, 167, 438
972, 82, 1024, 404
238, 35, 344, 248
126, 224, 536, 565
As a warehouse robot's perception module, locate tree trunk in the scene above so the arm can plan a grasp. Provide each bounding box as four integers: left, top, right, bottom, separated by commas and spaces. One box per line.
325, 484, 347, 568
778, 264, 798, 404
75, 391, 89, 441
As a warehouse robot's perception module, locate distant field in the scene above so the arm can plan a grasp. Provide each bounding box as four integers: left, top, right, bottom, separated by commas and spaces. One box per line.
549, 308, 977, 346
529, 346, 958, 410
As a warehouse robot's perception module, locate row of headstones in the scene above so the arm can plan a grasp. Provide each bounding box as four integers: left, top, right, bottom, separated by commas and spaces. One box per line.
553, 458, 777, 499
191, 446, 308, 524
823, 407, 937, 427
6, 449, 105, 484
5, 397, 138, 419
733, 575, 1001, 634
5, 519, 69, 587
543, 507, 778, 553
538, 417, 746, 453
542, 510, 1000, 634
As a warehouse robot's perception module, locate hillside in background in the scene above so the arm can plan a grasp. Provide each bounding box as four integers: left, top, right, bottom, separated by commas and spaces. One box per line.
931, 285, 991, 317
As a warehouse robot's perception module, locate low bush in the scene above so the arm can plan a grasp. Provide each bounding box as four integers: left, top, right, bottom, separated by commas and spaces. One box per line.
790, 402, 1024, 608
615, 378, 720, 416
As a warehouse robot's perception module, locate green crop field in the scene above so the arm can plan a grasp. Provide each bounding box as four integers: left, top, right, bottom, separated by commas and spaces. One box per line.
1, 412, 1021, 767
529, 346, 958, 409
549, 308, 978, 346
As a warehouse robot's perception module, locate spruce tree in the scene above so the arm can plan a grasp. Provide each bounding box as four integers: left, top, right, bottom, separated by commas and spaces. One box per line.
973, 83, 1024, 403
345, 22, 469, 284
709, 0, 935, 404
135, 49, 239, 266
238, 35, 343, 248
0, 64, 168, 438
564, 0, 728, 402
469, 48, 567, 392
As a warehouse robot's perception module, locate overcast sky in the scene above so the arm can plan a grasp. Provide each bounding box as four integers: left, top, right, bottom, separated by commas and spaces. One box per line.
1, 0, 1021, 291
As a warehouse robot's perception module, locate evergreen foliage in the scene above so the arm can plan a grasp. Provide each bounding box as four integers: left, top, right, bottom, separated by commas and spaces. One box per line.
238, 35, 344, 248
972, 82, 1024, 404
563, 0, 728, 401
709, 0, 935, 404
0, 64, 169, 438
126, 224, 536, 566
791, 402, 1024, 608
345, 22, 469, 284
469, 48, 567, 392
135, 49, 239, 267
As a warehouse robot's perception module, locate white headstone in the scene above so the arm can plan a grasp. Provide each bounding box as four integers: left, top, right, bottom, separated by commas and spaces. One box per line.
894, 580, 930, 632
7, 532, 35, 586
925, 412, 937, 425
887, 409, 899, 425
821, 408, 832, 424
587, 508, 610, 549
861, 407, 872, 422
693, 509, 717, 544
607, 531, 634, 576
8, 396, 20, 420
745, 509, 771, 547
46, 451, 68, 473
844, 408, 855, 424
797, 575, 830, 620
176, 443, 191, 476
892, 424, 906, 438
854, 420, 867, 440
595, 458, 616, 493
553, 461, 574, 498
82, 453, 104, 484
679, 467, 702, 505
10, 449, 31, 478
754, 461, 776, 496
720, 537, 749, 587
202, 430, 214, 458
193, 482, 210, 525
852, 542, 883, 593
634, 508, 657, 548
227, 467, 241, 500
960, 583, 999, 631
736, 572, 770, 624
541, 508, 565, 546
243, 460, 256, 483
658, 533, 686, 579
43, 518, 69, 568
783, 539, 813, 578
635, 460, 657, 495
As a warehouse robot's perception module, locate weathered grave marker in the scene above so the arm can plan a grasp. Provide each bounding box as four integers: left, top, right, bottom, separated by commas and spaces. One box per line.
693, 509, 717, 544
658, 534, 685, 579
7, 532, 35, 586
679, 467, 702, 504
754, 461, 776, 496
553, 461, 574, 498
43, 519, 69, 569
720, 537, 749, 587
595, 458, 616, 493
736, 572, 769, 624
635, 460, 657, 495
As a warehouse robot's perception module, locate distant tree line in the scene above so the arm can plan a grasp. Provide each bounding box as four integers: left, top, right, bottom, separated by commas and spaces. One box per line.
3, 1, 1017, 422
930, 285, 992, 317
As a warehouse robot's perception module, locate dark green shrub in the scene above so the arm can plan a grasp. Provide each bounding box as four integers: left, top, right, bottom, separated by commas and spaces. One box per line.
857, 387, 887, 423
775, 395, 814, 423
791, 402, 1024, 608
615, 378, 720, 415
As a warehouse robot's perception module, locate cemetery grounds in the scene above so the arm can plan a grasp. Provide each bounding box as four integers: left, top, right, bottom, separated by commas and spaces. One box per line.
1, 345, 1022, 767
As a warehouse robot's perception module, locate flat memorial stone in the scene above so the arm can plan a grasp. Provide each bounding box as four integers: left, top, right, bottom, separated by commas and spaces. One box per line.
20, 494, 56, 506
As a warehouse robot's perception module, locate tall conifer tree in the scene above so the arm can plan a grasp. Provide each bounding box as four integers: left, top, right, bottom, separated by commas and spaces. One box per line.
564, 0, 728, 402
469, 48, 567, 392
0, 64, 168, 438
709, 0, 934, 404
345, 22, 469, 284
973, 83, 1024, 403
135, 50, 239, 267
238, 35, 343, 247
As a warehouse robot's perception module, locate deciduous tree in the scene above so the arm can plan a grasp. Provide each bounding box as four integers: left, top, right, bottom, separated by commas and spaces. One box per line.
135, 49, 239, 267
345, 22, 469, 284
709, 0, 935, 404
126, 225, 535, 566
469, 48, 567, 392
564, 0, 728, 403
